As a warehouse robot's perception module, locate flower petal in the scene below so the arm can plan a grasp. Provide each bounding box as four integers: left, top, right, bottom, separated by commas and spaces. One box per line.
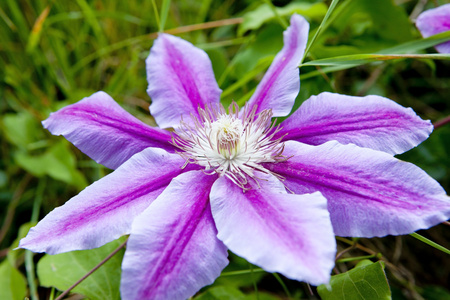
19, 148, 187, 254
147, 34, 222, 129
210, 174, 336, 286
265, 141, 450, 237
121, 171, 228, 300
416, 4, 450, 53
244, 14, 309, 117
43, 91, 176, 169
277, 92, 433, 155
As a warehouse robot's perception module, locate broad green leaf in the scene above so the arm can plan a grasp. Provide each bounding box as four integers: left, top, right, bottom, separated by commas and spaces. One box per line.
238, 1, 327, 36
317, 260, 391, 300
301, 53, 450, 67
0, 259, 27, 300
312, 0, 413, 57
421, 285, 450, 300
331, 0, 412, 43
37, 237, 126, 300
232, 24, 283, 77
2, 112, 41, 148
398, 127, 450, 181
15, 141, 87, 190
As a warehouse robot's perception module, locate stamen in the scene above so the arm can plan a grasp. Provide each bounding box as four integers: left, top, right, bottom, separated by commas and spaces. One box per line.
172, 102, 288, 190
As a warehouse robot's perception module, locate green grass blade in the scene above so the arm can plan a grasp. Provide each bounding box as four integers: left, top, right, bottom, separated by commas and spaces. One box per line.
301, 31, 450, 78
76, 0, 108, 47
410, 233, 450, 255
302, 0, 340, 62
379, 30, 450, 54
272, 273, 291, 298
151, 0, 161, 28
159, 0, 171, 32
301, 53, 450, 67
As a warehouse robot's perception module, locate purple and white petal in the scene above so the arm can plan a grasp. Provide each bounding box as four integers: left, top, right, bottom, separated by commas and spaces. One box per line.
19, 148, 188, 254
265, 141, 450, 238
416, 4, 450, 53
210, 174, 335, 286
121, 171, 228, 300
43, 91, 176, 169
147, 34, 222, 129
243, 14, 309, 117
277, 92, 433, 155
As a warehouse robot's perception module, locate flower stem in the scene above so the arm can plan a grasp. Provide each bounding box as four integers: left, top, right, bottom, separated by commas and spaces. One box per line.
409, 232, 450, 255
55, 237, 128, 300
433, 115, 450, 129
25, 177, 47, 300
272, 272, 291, 298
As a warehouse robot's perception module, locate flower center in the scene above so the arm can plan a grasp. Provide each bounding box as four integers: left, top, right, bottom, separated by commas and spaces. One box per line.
172, 103, 287, 189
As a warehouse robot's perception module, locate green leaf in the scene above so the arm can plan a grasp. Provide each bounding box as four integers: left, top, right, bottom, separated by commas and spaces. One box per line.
317, 260, 391, 300
14, 141, 87, 190
1, 112, 41, 148
0, 259, 27, 300
301, 53, 450, 67
311, 0, 413, 57
238, 1, 327, 36
421, 285, 450, 300
37, 237, 126, 300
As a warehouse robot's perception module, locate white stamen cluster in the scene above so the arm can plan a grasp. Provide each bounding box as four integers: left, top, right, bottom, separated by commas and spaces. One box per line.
172, 103, 287, 189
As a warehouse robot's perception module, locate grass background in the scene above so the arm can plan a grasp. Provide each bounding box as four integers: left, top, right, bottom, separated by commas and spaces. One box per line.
1, 0, 449, 299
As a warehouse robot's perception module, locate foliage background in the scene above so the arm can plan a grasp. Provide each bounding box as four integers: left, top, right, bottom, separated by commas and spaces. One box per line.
1, 0, 449, 299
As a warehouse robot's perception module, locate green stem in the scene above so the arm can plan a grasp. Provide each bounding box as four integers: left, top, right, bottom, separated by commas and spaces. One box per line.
272, 273, 291, 299
55, 238, 128, 300
410, 232, 450, 255
249, 263, 259, 300
336, 254, 378, 263
25, 177, 47, 300
220, 268, 265, 276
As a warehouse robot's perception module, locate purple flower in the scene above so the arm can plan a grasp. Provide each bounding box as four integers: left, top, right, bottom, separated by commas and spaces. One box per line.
416, 3, 450, 53
20, 14, 450, 299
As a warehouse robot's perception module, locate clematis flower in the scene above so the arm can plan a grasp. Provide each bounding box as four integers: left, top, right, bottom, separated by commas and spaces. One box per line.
20, 14, 450, 299
416, 3, 450, 53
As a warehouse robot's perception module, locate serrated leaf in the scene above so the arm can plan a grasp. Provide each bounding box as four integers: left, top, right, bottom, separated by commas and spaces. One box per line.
37, 237, 126, 300
0, 259, 27, 300
318, 260, 391, 300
